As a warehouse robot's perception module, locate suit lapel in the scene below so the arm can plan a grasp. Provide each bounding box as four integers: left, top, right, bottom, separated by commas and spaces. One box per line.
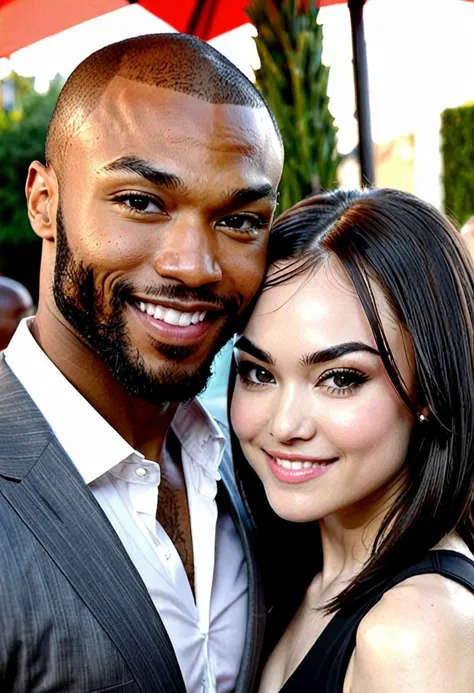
0, 359, 186, 693
219, 451, 266, 693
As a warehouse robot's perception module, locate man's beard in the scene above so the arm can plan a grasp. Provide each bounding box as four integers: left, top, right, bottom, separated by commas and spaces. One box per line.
52, 207, 240, 405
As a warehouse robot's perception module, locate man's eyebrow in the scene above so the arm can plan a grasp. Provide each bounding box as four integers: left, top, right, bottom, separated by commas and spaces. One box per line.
300, 341, 380, 367
234, 335, 275, 365
100, 155, 185, 190
226, 184, 277, 207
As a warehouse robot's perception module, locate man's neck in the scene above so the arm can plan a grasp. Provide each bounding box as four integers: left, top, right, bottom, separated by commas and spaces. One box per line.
31, 308, 178, 463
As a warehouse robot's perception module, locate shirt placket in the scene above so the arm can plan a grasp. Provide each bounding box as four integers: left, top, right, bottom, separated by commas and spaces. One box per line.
182, 445, 219, 693
110, 457, 180, 588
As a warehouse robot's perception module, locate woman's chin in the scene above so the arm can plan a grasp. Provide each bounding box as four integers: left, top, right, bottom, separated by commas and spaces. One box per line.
266, 493, 323, 524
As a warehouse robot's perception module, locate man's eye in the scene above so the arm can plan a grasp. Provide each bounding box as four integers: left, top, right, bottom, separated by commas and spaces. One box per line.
217, 214, 266, 235
115, 194, 162, 214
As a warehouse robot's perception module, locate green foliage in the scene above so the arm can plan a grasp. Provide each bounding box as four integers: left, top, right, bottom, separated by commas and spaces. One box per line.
247, 0, 340, 212
441, 102, 474, 227
0, 75, 62, 244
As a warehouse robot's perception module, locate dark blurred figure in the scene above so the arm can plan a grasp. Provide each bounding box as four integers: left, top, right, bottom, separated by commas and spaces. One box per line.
0, 277, 33, 350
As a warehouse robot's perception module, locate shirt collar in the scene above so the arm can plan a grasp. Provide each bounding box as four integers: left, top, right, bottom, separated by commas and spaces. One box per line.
172, 400, 226, 484
4, 318, 226, 485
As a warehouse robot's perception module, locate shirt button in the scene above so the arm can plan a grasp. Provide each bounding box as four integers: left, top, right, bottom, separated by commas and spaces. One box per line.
159, 545, 171, 561
135, 467, 148, 478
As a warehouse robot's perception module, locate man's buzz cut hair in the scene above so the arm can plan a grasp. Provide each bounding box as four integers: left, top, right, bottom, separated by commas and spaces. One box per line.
45, 33, 282, 169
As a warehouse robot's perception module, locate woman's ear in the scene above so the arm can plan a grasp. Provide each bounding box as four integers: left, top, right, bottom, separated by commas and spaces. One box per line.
25, 161, 58, 242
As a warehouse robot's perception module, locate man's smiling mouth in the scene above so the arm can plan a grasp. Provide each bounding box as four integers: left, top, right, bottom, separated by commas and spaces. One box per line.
135, 300, 207, 328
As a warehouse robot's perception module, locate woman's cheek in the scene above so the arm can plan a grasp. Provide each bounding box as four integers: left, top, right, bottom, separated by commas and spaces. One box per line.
322, 396, 403, 452
230, 387, 258, 443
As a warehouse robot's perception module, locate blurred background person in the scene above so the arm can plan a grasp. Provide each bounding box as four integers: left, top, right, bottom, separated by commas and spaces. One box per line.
0, 277, 33, 350
461, 215, 474, 257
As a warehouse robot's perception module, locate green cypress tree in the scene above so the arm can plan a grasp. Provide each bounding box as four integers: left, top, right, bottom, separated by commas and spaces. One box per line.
441, 102, 474, 226
248, 0, 340, 212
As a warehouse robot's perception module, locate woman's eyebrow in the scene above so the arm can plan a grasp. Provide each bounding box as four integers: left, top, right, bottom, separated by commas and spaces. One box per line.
234, 336, 275, 365
300, 341, 380, 367
234, 337, 379, 368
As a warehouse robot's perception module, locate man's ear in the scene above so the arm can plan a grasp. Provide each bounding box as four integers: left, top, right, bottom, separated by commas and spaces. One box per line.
26, 161, 58, 241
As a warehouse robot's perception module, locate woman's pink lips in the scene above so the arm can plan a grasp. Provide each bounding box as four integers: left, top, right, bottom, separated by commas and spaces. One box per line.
266, 452, 336, 484
129, 302, 217, 345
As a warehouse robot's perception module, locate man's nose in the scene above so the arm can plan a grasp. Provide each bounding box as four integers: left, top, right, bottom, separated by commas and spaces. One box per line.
153, 217, 223, 287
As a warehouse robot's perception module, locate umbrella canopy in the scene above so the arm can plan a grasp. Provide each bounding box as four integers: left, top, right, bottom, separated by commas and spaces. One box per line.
0, 0, 347, 57
0, 0, 376, 184
2, 0, 471, 184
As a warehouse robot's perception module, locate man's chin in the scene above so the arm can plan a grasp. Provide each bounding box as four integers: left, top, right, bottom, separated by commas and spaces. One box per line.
115, 358, 214, 406
150, 340, 199, 362
106, 315, 234, 405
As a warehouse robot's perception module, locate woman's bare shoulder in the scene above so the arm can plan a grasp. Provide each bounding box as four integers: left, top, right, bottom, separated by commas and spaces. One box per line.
345, 566, 474, 693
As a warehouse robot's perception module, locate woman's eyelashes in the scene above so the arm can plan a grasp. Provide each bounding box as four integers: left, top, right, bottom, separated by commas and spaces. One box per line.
318, 368, 369, 397
236, 360, 369, 396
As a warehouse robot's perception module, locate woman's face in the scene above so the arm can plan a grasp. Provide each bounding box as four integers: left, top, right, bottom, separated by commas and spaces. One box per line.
231, 258, 416, 524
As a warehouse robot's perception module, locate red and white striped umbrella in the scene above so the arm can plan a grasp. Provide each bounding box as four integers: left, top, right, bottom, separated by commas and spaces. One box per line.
0, 0, 349, 57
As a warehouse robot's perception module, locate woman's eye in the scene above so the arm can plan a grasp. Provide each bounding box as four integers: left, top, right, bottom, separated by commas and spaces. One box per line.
116, 194, 162, 214
217, 214, 266, 236
331, 374, 356, 389
250, 367, 274, 384
319, 368, 368, 396
236, 361, 275, 387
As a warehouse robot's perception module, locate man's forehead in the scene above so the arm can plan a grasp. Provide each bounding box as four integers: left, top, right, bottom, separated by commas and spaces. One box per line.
76, 78, 275, 146
69, 78, 282, 183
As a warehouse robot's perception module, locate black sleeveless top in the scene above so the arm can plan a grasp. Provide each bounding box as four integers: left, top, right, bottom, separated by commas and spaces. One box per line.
280, 550, 474, 693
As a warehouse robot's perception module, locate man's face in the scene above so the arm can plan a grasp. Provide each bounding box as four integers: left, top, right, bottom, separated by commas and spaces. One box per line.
50, 80, 282, 403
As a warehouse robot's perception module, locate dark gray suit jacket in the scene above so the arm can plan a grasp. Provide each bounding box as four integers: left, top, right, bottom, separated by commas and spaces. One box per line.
0, 356, 265, 693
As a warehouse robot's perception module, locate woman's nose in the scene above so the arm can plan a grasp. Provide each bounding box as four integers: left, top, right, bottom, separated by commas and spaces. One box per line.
268, 390, 317, 443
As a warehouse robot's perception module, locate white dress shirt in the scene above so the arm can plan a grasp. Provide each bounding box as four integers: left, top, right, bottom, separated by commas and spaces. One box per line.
4, 318, 248, 693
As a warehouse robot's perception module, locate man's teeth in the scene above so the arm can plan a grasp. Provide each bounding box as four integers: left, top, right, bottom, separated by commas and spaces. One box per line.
137, 301, 206, 326
274, 457, 325, 470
